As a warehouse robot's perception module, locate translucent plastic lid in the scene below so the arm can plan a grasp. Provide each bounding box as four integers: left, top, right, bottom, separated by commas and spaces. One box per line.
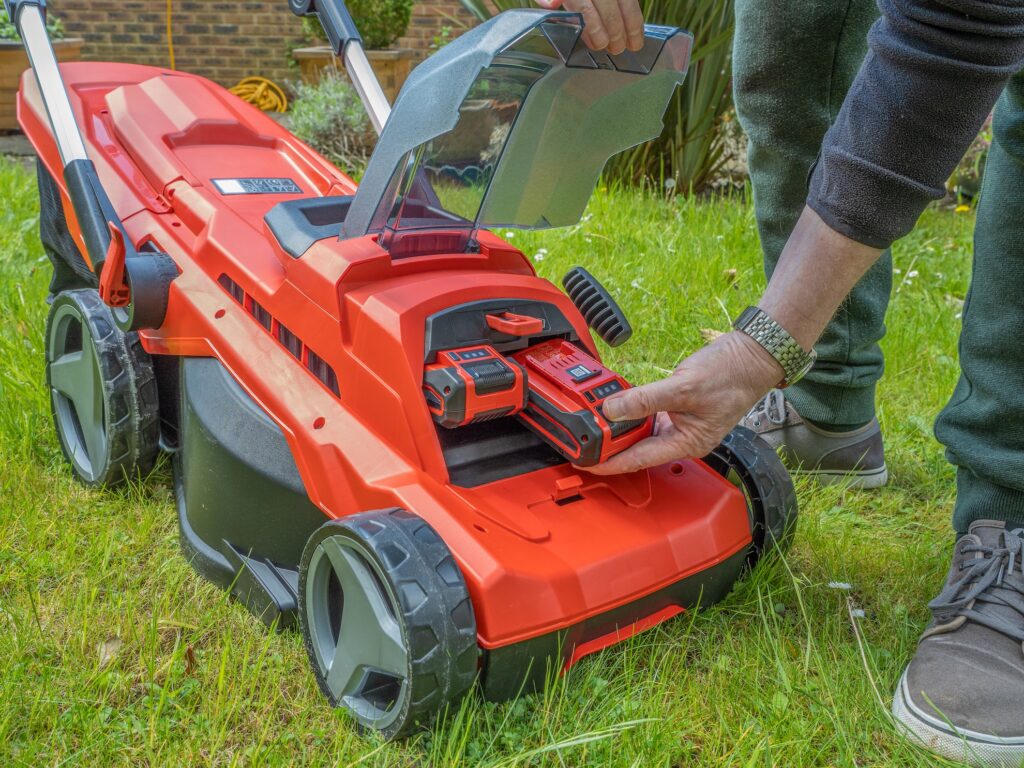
341, 10, 692, 250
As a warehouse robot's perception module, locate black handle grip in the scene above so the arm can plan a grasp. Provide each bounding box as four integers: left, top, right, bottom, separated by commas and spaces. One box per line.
63, 159, 118, 276
288, 0, 361, 55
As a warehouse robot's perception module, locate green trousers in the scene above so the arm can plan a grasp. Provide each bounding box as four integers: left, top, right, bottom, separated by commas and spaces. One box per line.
733, 1, 1024, 531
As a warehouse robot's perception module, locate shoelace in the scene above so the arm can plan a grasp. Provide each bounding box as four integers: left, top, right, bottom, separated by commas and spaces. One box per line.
746, 389, 788, 427
928, 528, 1024, 643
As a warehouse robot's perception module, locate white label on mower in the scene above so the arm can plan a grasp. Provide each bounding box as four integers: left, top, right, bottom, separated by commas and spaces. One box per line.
212, 178, 303, 195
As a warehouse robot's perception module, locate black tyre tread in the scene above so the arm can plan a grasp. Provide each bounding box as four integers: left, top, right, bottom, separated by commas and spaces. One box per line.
298, 509, 478, 740
704, 427, 798, 568
46, 289, 160, 487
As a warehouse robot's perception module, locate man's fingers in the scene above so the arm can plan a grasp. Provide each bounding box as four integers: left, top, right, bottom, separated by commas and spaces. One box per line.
591, 0, 627, 53
535, 0, 564, 7
602, 375, 687, 422
617, 0, 645, 51
569, 0, 611, 51
581, 433, 696, 475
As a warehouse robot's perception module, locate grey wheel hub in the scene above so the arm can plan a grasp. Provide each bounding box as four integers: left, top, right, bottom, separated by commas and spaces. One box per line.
48, 302, 107, 480
305, 535, 410, 729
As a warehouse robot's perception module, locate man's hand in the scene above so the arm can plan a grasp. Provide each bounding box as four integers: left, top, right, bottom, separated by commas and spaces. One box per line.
583, 206, 887, 476
536, 0, 645, 55
583, 332, 783, 474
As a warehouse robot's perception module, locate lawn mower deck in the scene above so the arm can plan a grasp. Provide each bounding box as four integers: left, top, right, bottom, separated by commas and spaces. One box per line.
13, 1, 797, 738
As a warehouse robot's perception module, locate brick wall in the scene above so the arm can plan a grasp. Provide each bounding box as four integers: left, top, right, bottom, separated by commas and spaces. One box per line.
399, 2, 476, 57
50, 0, 477, 87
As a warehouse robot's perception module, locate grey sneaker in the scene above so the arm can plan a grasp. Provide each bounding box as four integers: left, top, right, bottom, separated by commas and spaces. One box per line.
893, 521, 1024, 767
740, 390, 888, 489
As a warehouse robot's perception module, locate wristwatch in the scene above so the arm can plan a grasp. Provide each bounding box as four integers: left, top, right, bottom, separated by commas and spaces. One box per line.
733, 306, 816, 387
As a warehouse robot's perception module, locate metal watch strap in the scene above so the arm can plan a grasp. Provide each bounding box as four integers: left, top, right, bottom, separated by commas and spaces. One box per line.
733, 306, 816, 387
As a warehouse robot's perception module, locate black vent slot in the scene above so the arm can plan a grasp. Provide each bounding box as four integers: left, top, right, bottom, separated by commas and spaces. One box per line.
277, 323, 303, 359
306, 349, 340, 396
562, 266, 632, 347
218, 273, 245, 305
247, 297, 272, 331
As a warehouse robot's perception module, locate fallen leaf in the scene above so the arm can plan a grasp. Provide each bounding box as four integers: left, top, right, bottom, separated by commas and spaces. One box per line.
99, 637, 122, 668
699, 328, 724, 343
185, 644, 198, 676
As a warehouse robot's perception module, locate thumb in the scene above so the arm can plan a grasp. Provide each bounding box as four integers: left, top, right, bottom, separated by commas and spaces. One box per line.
535, 0, 564, 7
602, 375, 687, 422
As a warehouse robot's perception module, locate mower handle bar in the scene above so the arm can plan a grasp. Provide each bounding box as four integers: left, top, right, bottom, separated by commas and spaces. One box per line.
287, 0, 391, 134
5, 0, 88, 164
6, 0, 177, 330
6, 0, 119, 273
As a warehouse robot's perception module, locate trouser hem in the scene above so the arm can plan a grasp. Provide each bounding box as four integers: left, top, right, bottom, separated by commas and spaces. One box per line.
784, 380, 877, 429
953, 467, 1024, 533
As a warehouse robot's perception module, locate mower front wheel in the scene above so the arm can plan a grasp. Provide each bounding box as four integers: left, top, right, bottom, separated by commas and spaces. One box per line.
704, 427, 798, 569
298, 510, 478, 739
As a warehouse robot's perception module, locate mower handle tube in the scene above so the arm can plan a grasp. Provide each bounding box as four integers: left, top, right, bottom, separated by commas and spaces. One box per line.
5, 0, 177, 330
5, 1, 88, 164
287, 0, 390, 134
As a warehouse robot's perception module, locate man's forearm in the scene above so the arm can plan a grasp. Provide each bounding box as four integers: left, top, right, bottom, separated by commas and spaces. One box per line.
810, 0, 1024, 249
756, 207, 884, 354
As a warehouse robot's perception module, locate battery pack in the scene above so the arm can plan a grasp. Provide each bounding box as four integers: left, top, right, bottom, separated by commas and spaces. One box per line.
512, 340, 652, 466
423, 345, 528, 428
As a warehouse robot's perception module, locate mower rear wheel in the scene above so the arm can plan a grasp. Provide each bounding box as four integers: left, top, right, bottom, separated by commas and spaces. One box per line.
704, 427, 798, 568
45, 289, 160, 486
298, 510, 478, 739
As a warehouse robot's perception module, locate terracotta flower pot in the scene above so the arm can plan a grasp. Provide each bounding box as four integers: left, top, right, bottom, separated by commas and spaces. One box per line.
293, 46, 414, 104
0, 37, 83, 131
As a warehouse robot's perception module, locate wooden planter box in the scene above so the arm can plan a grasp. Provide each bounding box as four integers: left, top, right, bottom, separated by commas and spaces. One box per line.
293, 46, 415, 103
0, 38, 83, 131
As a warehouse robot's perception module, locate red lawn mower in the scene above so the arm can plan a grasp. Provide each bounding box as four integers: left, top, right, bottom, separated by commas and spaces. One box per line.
9, 0, 797, 738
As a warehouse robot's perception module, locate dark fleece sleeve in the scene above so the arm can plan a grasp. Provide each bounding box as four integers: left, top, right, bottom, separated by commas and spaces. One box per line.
808, 0, 1024, 249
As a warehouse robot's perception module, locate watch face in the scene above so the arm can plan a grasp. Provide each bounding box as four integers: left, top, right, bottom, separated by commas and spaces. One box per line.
734, 306, 759, 330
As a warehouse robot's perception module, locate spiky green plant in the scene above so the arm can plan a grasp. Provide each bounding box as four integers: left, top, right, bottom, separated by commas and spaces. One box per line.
459, 0, 735, 193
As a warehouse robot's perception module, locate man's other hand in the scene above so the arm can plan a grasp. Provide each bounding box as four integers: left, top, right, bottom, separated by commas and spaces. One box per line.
582, 332, 783, 474
536, 0, 645, 55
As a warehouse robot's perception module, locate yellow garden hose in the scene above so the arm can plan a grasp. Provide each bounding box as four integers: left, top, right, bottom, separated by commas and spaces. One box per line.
166, 0, 287, 112
166, 0, 175, 69
229, 77, 289, 112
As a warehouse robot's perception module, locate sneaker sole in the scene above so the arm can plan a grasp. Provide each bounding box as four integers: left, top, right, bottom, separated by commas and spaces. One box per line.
892, 669, 1024, 767
791, 464, 889, 490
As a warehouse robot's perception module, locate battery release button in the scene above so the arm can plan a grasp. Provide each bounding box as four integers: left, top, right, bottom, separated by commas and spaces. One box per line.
567, 364, 599, 383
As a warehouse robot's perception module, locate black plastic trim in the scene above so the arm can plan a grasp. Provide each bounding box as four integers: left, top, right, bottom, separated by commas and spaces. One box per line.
264, 195, 353, 258
423, 298, 578, 363
521, 389, 603, 465
562, 266, 632, 347
175, 357, 327, 626
436, 417, 565, 487
423, 366, 467, 428
63, 159, 119, 276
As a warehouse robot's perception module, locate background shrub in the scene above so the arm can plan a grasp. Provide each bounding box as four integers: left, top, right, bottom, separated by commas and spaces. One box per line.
289, 72, 374, 174
346, 0, 413, 50
0, 9, 65, 40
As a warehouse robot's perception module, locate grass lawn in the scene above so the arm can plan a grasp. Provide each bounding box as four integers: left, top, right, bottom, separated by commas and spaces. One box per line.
0, 156, 981, 766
